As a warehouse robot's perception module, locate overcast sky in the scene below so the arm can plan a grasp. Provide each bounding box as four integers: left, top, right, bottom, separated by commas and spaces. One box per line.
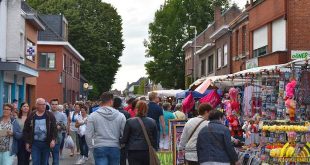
105, 0, 247, 90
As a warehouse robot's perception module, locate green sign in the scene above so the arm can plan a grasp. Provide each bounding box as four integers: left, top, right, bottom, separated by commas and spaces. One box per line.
291, 51, 310, 59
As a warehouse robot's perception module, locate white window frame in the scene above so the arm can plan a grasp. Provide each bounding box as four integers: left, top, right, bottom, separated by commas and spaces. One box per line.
217, 48, 222, 68
223, 44, 228, 66
39, 53, 56, 69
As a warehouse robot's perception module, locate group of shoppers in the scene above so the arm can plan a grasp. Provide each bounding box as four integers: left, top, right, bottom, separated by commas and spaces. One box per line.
0, 90, 240, 165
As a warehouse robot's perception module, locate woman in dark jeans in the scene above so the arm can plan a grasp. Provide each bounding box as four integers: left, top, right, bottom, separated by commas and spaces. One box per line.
16, 102, 31, 165
197, 110, 238, 165
121, 100, 158, 165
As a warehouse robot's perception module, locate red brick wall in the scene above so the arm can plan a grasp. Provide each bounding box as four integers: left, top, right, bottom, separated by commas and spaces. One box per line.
215, 34, 230, 76
287, 0, 310, 55
248, 0, 286, 30
231, 19, 249, 73
36, 45, 81, 104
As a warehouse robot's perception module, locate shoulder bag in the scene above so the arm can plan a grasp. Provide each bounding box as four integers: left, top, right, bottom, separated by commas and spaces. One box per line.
137, 117, 160, 165
188, 117, 206, 142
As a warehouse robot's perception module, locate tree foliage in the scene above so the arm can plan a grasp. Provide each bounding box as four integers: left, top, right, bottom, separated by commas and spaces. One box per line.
27, 0, 124, 99
145, 0, 229, 89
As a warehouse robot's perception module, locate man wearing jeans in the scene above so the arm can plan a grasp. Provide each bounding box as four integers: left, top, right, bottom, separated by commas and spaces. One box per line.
86, 92, 126, 165
50, 99, 67, 165
23, 98, 57, 165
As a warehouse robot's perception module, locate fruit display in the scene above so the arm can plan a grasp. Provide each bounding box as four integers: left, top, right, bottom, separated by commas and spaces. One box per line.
261, 121, 310, 164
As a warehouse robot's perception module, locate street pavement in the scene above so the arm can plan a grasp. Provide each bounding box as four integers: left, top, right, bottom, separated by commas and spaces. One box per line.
13, 148, 95, 165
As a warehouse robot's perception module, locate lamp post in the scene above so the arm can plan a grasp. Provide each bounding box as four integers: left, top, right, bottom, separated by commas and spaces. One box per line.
190, 25, 197, 82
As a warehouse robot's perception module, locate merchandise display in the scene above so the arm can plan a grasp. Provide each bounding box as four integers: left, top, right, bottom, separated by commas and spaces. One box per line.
178, 59, 310, 165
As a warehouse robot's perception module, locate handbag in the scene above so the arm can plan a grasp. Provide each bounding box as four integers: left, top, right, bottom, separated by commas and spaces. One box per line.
137, 118, 160, 165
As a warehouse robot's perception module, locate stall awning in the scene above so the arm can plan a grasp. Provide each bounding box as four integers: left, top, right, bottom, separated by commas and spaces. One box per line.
148, 89, 185, 98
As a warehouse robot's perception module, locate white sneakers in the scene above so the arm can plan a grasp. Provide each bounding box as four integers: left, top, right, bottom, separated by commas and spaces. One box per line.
75, 156, 88, 165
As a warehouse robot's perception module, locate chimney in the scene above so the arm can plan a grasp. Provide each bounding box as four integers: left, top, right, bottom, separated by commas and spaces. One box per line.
214, 6, 222, 21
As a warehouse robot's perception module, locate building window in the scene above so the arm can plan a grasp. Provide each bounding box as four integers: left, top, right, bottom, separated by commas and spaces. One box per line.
223, 44, 228, 66
63, 54, 65, 70
39, 53, 55, 69
235, 30, 239, 55
272, 17, 286, 52
70, 58, 72, 74
72, 62, 75, 77
208, 55, 214, 74
217, 48, 222, 68
200, 59, 206, 77
254, 46, 268, 57
242, 26, 246, 54
26, 40, 35, 61
253, 25, 268, 57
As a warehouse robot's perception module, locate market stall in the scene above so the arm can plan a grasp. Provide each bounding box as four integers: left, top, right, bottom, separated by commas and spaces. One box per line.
177, 59, 310, 165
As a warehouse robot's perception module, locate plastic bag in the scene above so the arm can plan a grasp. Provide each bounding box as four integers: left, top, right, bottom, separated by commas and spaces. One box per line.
78, 124, 86, 136
64, 135, 74, 149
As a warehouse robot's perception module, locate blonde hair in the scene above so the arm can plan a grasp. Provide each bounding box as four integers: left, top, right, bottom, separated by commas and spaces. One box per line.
148, 92, 158, 101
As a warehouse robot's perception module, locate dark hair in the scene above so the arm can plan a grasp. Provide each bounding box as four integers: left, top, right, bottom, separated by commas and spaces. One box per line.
50, 99, 59, 104
136, 101, 148, 117
18, 102, 30, 119
198, 103, 213, 116
113, 97, 122, 109
208, 110, 224, 121
126, 98, 136, 104
132, 99, 139, 109
100, 92, 114, 104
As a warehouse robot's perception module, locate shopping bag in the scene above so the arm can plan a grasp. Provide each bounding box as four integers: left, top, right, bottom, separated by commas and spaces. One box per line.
182, 92, 195, 113
64, 135, 74, 149
78, 124, 86, 136
199, 90, 221, 108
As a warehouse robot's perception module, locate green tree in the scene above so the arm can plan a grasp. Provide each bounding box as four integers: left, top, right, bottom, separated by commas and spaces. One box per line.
133, 86, 139, 95
27, 0, 124, 99
138, 78, 146, 95
145, 0, 229, 89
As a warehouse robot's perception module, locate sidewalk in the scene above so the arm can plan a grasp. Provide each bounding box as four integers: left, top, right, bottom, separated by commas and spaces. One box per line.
13, 149, 94, 165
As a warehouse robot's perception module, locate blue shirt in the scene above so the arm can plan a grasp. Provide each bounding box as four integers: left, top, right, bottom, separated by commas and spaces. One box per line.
34, 113, 47, 141
147, 102, 163, 130
161, 110, 175, 134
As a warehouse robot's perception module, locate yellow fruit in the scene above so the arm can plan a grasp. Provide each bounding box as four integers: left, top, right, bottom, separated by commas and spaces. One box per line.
286, 147, 295, 157
280, 142, 290, 157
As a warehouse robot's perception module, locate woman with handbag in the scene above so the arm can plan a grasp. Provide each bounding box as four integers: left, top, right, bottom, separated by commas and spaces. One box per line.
197, 110, 238, 165
121, 100, 159, 165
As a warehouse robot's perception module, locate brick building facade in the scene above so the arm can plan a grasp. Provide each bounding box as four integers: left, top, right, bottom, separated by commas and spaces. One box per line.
36, 15, 84, 104
184, 0, 310, 87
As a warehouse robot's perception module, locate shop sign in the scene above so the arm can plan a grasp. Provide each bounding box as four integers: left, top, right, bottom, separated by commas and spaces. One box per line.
291, 50, 310, 59
246, 58, 258, 69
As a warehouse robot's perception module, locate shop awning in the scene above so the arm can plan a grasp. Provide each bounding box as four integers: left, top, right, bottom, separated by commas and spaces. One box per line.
0, 62, 38, 77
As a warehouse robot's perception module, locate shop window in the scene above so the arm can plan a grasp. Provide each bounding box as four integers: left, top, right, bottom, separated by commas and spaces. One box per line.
39, 53, 55, 69
208, 55, 214, 74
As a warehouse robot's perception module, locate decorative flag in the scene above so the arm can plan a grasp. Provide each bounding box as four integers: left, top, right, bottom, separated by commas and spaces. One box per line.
199, 90, 221, 108
26, 45, 36, 56
182, 92, 195, 113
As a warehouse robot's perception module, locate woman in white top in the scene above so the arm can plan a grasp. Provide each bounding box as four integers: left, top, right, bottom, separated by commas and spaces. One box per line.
67, 103, 81, 156
75, 105, 89, 164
